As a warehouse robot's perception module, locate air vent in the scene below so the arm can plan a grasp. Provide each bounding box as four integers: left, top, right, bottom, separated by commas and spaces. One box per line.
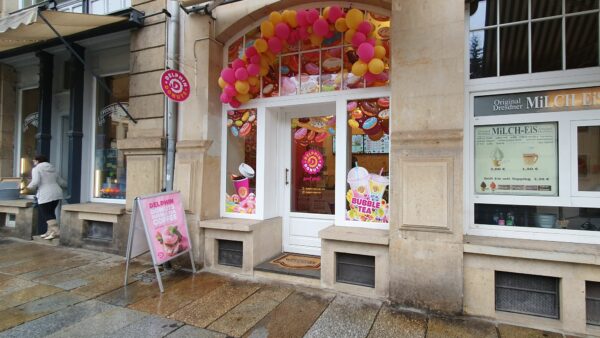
587, 281, 600, 326
218, 240, 243, 268
495, 271, 559, 319
336, 253, 375, 288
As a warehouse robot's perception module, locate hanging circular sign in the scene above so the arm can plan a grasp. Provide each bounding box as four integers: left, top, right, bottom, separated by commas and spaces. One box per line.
161, 69, 190, 102
302, 149, 324, 175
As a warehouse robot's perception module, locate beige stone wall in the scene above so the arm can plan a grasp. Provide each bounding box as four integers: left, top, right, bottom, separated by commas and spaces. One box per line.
0, 0, 18, 18
388, 0, 465, 313
0, 64, 16, 177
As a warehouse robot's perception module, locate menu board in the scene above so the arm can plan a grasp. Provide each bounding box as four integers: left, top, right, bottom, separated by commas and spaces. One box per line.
363, 134, 389, 154
475, 123, 558, 196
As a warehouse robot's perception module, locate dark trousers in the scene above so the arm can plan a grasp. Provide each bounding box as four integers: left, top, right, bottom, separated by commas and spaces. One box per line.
38, 200, 59, 234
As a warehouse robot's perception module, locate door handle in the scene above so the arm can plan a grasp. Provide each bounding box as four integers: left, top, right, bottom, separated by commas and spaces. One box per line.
285, 168, 289, 185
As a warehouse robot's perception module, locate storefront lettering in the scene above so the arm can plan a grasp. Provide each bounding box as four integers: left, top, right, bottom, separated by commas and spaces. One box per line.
491, 125, 538, 135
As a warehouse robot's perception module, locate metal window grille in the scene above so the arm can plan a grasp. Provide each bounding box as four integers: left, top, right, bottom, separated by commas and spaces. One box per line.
86, 221, 113, 241
495, 271, 560, 319
336, 253, 375, 288
587, 281, 600, 326
217, 240, 243, 268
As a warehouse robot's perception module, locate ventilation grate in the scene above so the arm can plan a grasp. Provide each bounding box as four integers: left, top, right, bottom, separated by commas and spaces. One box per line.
86, 221, 113, 241
218, 240, 243, 268
336, 253, 375, 288
495, 271, 559, 319
587, 281, 600, 326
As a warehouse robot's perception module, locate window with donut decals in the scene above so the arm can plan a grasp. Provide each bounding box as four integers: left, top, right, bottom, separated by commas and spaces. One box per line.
346, 97, 390, 223
225, 109, 257, 214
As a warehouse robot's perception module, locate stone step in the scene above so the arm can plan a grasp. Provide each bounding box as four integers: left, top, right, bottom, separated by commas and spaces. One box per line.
32, 235, 59, 246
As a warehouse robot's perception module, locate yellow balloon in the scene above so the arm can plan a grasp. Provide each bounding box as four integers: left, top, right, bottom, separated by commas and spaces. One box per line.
344, 29, 356, 44
235, 80, 250, 94
269, 11, 282, 25
236, 93, 251, 103
309, 34, 323, 47
218, 77, 227, 89
254, 38, 268, 53
368, 58, 385, 75
248, 76, 259, 86
334, 18, 348, 32
265, 51, 276, 63
351, 60, 368, 77
283, 10, 298, 28
374, 45, 386, 59
260, 21, 274, 38
346, 8, 363, 30
259, 66, 269, 77
323, 7, 331, 20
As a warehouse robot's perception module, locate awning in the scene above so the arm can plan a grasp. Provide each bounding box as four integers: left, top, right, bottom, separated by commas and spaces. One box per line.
0, 7, 143, 57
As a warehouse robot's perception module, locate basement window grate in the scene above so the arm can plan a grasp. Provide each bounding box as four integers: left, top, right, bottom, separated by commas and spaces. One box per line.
336, 253, 375, 288
86, 221, 113, 241
218, 240, 243, 268
495, 271, 559, 319
587, 281, 600, 326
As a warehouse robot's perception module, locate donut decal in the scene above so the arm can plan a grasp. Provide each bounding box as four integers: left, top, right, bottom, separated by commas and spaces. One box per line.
161, 70, 190, 102
301, 149, 324, 175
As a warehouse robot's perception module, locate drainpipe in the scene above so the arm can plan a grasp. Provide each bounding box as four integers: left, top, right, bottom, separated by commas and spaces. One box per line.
165, 0, 179, 191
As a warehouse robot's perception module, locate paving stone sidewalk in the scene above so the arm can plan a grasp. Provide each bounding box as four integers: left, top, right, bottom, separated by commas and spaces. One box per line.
0, 237, 578, 337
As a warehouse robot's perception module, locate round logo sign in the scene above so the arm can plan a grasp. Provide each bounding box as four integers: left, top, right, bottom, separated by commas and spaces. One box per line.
161, 69, 190, 102
301, 149, 324, 175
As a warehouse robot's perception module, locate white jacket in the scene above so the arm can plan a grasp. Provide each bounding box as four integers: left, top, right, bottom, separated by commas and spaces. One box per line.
27, 162, 67, 204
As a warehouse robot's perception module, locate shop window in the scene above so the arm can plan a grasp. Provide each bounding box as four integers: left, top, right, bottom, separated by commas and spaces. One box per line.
19, 88, 39, 194
475, 204, 600, 230
577, 125, 600, 192
93, 74, 129, 200
587, 281, 600, 326
469, 0, 600, 78
346, 97, 390, 223
495, 271, 560, 319
225, 109, 257, 214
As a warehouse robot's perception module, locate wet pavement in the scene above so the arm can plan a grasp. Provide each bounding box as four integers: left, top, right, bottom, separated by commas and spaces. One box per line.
0, 237, 577, 337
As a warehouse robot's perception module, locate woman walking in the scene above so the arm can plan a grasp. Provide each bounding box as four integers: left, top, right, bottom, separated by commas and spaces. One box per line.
27, 155, 67, 240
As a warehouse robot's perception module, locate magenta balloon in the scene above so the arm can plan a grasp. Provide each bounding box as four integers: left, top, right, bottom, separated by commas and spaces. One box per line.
377, 71, 389, 81
367, 37, 376, 46
287, 30, 299, 45
247, 64, 260, 77
307, 9, 319, 24
250, 54, 261, 65
296, 10, 308, 27
268, 37, 282, 54
230, 98, 241, 108
325, 30, 334, 39
275, 22, 290, 40
220, 92, 231, 104
298, 26, 310, 40
313, 18, 329, 37
221, 68, 236, 84
328, 6, 343, 23
351, 31, 367, 48
225, 84, 237, 97
235, 67, 248, 81
245, 46, 257, 57
232, 59, 245, 70
357, 21, 373, 35
357, 42, 375, 62
364, 71, 377, 84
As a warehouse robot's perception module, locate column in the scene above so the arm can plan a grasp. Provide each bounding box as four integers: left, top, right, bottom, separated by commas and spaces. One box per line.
67, 44, 84, 203
36, 52, 53, 157
0, 64, 16, 177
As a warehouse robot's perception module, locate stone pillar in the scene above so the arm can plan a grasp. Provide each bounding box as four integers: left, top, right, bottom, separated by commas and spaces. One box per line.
388, 0, 465, 314
0, 64, 16, 177
119, 0, 168, 209
67, 44, 85, 203
36, 52, 53, 157
173, 14, 223, 263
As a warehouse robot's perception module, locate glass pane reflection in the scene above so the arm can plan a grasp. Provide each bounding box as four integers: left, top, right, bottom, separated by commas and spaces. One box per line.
578, 126, 600, 192
470, 29, 497, 78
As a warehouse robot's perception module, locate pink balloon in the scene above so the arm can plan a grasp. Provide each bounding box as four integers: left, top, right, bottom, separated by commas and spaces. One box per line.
307, 9, 319, 24
220, 92, 231, 104
298, 26, 310, 40
328, 6, 344, 23
224, 84, 237, 97
230, 98, 241, 108
235, 67, 248, 81
221, 68, 236, 84
364, 71, 377, 84
232, 59, 245, 70
268, 37, 282, 54
377, 71, 389, 82
357, 42, 375, 62
287, 30, 299, 45
325, 30, 334, 39
247, 63, 260, 77
313, 18, 329, 37
275, 22, 290, 40
250, 54, 261, 65
245, 46, 257, 57
357, 21, 373, 35
296, 10, 308, 27
351, 31, 367, 48
367, 38, 376, 46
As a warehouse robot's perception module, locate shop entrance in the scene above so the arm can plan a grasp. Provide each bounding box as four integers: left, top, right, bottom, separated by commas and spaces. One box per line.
281, 102, 336, 255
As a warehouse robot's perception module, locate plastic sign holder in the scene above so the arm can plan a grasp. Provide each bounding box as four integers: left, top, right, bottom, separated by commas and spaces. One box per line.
124, 191, 196, 292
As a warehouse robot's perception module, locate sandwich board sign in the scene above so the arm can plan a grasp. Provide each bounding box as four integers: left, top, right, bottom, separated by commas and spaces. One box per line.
124, 191, 196, 292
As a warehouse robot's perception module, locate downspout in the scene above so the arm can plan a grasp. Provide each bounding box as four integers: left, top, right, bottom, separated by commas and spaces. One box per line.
165, 0, 180, 191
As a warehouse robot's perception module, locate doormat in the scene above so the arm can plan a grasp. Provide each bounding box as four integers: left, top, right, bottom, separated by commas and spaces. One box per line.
270, 253, 321, 270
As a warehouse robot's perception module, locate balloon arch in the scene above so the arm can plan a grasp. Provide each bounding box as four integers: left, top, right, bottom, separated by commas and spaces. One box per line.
218, 6, 390, 108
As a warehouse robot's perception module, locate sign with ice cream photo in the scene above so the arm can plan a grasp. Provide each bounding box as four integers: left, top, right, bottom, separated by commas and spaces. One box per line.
346, 166, 389, 223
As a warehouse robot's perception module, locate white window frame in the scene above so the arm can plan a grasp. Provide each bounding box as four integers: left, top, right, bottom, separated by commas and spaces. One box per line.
89, 71, 128, 204
571, 119, 600, 199
19, 0, 44, 9
219, 3, 392, 230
